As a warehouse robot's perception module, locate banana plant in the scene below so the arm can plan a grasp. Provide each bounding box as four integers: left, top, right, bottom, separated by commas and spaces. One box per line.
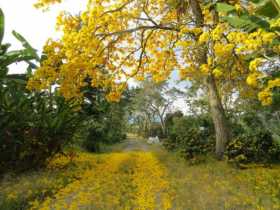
0, 8, 40, 83
0, 8, 3, 45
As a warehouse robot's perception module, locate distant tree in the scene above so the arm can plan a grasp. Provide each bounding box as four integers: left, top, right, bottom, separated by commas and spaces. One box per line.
131, 78, 183, 136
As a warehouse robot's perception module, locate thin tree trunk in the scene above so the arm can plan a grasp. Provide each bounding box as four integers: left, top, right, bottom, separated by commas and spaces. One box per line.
159, 115, 166, 136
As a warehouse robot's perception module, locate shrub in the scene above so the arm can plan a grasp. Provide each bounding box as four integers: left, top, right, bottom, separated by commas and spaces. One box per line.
226, 131, 280, 166
0, 82, 81, 172
227, 109, 280, 166
83, 124, 104, 153
81, 88, 128, 152
83, 119, 126, 153
163, 115, 215, 159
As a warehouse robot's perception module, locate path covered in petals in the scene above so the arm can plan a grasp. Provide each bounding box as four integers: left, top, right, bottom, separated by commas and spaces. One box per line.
23, 137, 280, 210
31, 138, 172, 210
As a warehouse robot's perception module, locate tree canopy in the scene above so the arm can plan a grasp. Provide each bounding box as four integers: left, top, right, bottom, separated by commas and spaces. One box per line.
28, 0, 280, 158
29, 0, 279, 105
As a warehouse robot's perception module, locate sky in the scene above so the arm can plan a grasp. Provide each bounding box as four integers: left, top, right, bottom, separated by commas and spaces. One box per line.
0, 0, 189, 113
0, 0, 87, 73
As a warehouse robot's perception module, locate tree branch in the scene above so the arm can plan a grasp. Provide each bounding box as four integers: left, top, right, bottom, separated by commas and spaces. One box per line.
101, 0, 134, 17
97, 25, 179, 37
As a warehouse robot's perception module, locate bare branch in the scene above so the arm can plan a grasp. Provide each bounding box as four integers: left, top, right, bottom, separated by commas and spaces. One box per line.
100, 0, 134, 17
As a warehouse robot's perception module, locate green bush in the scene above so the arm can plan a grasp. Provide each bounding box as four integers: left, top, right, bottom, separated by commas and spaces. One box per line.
226, 131, 280, 165
0, 82, 81, 172
163, 115, 215, 159
83, 118, 126, 153
81, 87, 128, 152
227, 109, 280, 166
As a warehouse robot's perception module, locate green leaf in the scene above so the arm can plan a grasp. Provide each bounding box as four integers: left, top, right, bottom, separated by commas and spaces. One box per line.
222, 16, 253, 29
0, 66, 8, 79
222, 14, 270, 31
272, 39, 280, 46
216, 3, 235, 13
248, 15, 270, 29
12, 30, 40, 61
0, 43, 11, 55
256, 1, 279, 18
6, 74, 28, 83
0, 49, 36, 67
0, 8, 4, 44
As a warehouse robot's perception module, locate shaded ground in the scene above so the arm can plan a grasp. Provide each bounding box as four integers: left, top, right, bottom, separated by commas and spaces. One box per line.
104, 134, 156, 153
120, 137, 149, 152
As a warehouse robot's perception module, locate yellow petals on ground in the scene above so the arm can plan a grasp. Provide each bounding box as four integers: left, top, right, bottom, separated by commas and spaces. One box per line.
2, 139, 280, 210
35, 152, 172, 210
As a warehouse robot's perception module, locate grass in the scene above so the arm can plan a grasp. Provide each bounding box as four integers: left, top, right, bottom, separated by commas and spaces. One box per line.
1, 137, 280, 210
155, 149, 280, 210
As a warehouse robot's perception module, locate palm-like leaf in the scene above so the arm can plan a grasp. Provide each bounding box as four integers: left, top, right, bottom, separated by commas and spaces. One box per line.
12, 30, 40, 61
0, 8, 4, 45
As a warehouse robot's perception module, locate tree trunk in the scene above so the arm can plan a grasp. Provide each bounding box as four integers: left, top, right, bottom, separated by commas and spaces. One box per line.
188, 0, 232, 159
159, 115, 166, 136
206, 75, 231, 159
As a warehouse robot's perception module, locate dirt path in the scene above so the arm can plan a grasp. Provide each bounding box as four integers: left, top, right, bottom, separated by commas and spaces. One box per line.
34, 137, 172, 210
122, 138, 150, 152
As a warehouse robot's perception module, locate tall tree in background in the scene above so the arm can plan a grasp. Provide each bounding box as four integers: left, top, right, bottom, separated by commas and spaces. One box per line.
29, 0, 280, 158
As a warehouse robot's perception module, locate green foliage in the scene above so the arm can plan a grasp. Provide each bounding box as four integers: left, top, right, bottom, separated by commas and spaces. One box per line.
216, 3, 235, 13
81, 85, 130, 152
165, 111, 184, 135
227, 109, 280, 166
0, 9, 39, 82
164, 114, 215, 160
0, 10, 80, 173
82, 118, 127, 153
226, 131, 280, 166
0, 8, 4, 45
216, 0, 280, 31
0, 82, 82, 172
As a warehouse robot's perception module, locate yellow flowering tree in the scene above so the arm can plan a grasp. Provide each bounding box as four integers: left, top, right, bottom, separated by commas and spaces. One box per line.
29, 0, 280, 159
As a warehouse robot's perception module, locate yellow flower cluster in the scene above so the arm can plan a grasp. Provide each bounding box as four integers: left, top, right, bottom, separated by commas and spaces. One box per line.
214, 43, 234, 58
34, 0, 62, 9
270, 17, 280, 28
245, 57, 280, 105
228, 29, 276, 53
258, 78, 280, 105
